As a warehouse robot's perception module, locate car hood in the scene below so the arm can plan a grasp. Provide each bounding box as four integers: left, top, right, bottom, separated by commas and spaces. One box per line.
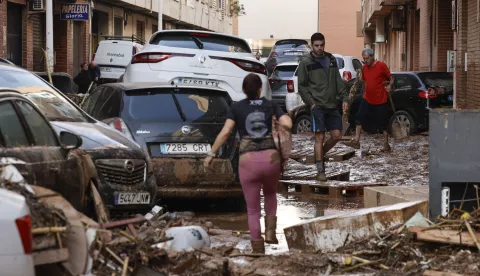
51, 121, 146, 160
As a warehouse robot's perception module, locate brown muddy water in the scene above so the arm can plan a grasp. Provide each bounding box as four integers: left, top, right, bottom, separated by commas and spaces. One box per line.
162, 133, 429, 254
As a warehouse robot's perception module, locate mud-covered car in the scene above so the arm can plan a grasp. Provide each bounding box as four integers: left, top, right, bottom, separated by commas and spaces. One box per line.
0, 64, 158, 213
0, 89, 97, 212
81, 82, 243, 205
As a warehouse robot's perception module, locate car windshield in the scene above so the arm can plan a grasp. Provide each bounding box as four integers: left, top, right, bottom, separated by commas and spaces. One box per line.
0, 69, 88, 122
417, 72, 453, 88
124, 88, 229, 123
336, 57, 344, 69
272, 65, 298, 78
149, 32, 251, 53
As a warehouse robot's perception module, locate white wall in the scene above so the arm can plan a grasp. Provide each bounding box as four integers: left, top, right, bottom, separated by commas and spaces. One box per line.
238, 0, 318, 40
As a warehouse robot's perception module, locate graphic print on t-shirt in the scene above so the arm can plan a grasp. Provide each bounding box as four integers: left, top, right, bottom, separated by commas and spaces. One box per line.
245, 111, 268, 138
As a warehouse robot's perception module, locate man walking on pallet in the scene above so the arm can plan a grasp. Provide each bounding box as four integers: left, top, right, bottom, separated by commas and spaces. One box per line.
343, 48, 394, 152
297, 33, 349, 182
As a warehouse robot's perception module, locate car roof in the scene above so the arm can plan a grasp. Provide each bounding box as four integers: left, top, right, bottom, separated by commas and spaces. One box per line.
150, 29, 249, 43
275, 39, 309, 45
102, 82, 229, 93
33, 71, 73, 78
0, 63, 29, 72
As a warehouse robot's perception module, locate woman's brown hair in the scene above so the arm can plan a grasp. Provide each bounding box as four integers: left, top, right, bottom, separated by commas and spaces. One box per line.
242, 73, 263, 100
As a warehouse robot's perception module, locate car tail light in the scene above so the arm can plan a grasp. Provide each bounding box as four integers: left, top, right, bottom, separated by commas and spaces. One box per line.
287, 80, 295, 93
210, 56, 267, 75
343, 71, 352, 82
418, 89, 437, 99
15, 215, 32, 254
110, 118, 134, 141
269, 51, 278, 58
190, 32, 211, 37
131, 53, 195, 64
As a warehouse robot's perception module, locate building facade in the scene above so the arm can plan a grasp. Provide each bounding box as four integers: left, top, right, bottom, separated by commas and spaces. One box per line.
0, 0, 233, 77
360, 0, 480, 108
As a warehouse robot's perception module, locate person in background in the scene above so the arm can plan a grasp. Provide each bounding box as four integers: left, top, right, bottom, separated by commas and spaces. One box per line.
204, 73, 292, 254
343, 48, 394, 152
88, 61, 101, 83
73, 62, 91, 94
297, 32, 348, 182
255, 52, 262, 61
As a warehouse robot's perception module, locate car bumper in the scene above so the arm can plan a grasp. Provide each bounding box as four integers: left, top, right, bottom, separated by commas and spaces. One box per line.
0, 255, 35, 276
123, 65, 271, 101
97, 173, 158, 211
152, 158, 241, 198
286, 92, 304, 113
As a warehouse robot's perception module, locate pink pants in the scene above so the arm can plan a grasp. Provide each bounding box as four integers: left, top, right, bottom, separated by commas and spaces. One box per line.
239, 149, 281, 241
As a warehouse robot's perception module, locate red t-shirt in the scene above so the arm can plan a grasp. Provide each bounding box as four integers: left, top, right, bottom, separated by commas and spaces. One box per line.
362, 61, 391, 105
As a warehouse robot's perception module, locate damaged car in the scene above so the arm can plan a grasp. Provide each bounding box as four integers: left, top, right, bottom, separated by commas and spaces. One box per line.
81, 83, 244, 207
0, 64, 158, 214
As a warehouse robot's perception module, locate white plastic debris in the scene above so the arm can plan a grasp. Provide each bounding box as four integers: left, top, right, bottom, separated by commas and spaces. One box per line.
152, 226, 211, 252
0, 165, 35, 194
144, 205, 164, 221
405, 211, 430, 228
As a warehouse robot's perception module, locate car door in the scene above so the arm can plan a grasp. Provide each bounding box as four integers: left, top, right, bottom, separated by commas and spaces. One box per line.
391, 74, 417, 114
0, 98, 88, 210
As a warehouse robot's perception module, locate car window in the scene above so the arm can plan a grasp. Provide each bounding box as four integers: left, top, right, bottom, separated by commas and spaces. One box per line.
123, 88, 229, 123
352, 59, 363, 71
394, 75, 412, 89
83, 86, 106, 116
149, 32, 251, 53
95, 87, 121, 120
274, 40, 310, 50
416, 72, 453, 88
0, 101, 30, 147
0, 69, 88, 122
336, 57, 345, 69
16, 100, 58, 147
272, 65, 298, 78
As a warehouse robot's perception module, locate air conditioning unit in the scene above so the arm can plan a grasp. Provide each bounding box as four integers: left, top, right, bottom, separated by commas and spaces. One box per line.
391, 9, 405, 31
31, 0, 45, 11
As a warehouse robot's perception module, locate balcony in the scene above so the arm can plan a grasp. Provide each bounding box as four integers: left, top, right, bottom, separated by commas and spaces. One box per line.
380, 0, 410, 5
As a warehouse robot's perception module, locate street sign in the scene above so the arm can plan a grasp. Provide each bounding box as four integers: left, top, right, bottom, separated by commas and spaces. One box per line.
60, 4, 89, 21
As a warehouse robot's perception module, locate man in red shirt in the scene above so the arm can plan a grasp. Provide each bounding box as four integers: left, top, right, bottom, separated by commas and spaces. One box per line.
344, 48, 394, 152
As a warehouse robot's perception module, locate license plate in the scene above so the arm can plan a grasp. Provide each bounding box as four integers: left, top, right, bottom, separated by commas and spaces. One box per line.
178, 78, 220, 87
448, 95, 453, 101
161, 143, 211, 154
101, 67, 112, 72
284, 51, 303, 56
115, 192, 150, 205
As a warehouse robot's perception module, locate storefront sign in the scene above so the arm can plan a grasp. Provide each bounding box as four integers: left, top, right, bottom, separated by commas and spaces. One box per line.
60, 4, 89, 21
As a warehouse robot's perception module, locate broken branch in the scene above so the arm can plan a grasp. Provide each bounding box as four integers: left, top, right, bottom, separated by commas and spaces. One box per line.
351, 256, 390, 270
121, 257, 129, 276
32, 227, 67, 235
464, 219, 480, 251
105, 247, 133, 273
341, 259, 384, 273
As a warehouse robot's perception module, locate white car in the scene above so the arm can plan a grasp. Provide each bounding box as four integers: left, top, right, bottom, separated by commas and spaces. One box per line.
93, 35, 145, 83
333, 54, 364, 82
285, 54, 364, 113
122, 30, 271, 102
0, 185, 35, 276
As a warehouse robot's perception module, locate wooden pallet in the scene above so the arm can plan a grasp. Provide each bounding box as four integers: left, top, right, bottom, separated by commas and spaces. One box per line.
278, 180, 386, 198
291, 148, 356, 164
281, 170, 350, 181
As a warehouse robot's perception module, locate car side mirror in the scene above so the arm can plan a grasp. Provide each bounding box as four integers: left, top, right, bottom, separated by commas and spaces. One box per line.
59, 131, 83, 150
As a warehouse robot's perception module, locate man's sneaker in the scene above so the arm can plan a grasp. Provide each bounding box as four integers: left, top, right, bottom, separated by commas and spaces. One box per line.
343, 139, 361, 149
316, 172, 327, 182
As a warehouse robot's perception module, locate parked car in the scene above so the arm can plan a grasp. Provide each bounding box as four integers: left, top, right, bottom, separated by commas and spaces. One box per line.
333, 54, 364, 82
265, 39, 310, 76
122, 30, 270, 103
34, 72, 76, 94
0, 186, 35, 276
269, 61, 299, 111
289, 71, 454, 134
81, 82, 244, 206
93, 35, 145, 84
0, 89, 95, 212
0, 64, 158, 213
0, 58, 15, 65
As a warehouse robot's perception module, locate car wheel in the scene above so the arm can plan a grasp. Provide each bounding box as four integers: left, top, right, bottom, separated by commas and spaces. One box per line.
293, 115, 312, 134
389, 110, 417, 135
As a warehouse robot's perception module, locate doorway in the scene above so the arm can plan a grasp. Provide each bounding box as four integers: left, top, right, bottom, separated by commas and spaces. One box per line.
73, 21, 85, 77
7, 3, 23, 66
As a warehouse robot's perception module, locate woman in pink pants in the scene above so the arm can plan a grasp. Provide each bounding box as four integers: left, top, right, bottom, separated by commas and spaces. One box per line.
204, 74, 292, 253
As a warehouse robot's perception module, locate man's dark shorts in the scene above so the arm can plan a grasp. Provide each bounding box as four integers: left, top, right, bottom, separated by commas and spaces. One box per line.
356, 98, 390, 132
311, 107, 342, 132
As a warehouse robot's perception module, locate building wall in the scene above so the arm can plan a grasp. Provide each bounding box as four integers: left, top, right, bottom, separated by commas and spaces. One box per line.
465, 0, 480, 108
0, 0, 6, 58
319, 0, 364, 57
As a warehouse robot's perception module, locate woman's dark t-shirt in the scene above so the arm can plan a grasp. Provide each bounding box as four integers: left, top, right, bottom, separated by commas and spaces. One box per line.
226, 97, 285, 153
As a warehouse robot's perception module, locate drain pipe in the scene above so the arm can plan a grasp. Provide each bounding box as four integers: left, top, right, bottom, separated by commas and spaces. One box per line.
46, 0, 54, 72
158, 0, 163, 31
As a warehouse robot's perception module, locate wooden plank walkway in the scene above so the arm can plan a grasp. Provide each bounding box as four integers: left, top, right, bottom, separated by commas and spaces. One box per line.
291, 148, 356, 164
278, 180, 386, 198
281, 170, 350, 181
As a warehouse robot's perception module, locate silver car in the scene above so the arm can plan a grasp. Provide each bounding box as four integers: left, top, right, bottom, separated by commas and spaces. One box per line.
268, 61, 299, 111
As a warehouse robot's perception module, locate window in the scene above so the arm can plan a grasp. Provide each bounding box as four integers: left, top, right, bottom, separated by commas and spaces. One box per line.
17, 101, 58, 147
123, 88, 229, 123
352, 59, 363, 71
114, 17, 123, 36
0, 70, 88, 122
95, 87, 121, 120
136, 21, 145, 40
394, 75, 412, 89
150, 32, 251, 53
272, 65, 298, 78
83, 86, 105, 116
0, 101, 29, 147
152, 24, 158, 33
